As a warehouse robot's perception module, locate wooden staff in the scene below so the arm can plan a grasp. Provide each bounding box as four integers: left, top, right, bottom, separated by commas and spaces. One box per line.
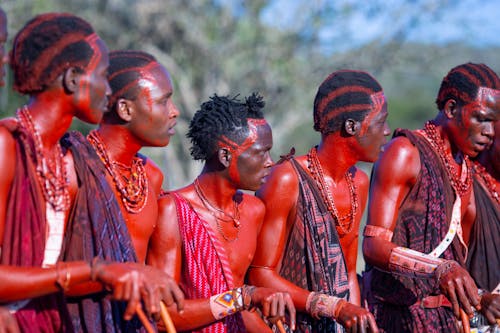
460, 308, 470, 333
136, 305, 155, 333
160, 301, 177, 333
276, 319, 286, 333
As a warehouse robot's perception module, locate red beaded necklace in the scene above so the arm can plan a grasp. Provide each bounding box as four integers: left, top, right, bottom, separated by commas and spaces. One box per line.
87, 130, 148, 213
17, 106, 70, 212
422, 121, 472, 197
307, 146, 358, 236
472, 162, 499, 205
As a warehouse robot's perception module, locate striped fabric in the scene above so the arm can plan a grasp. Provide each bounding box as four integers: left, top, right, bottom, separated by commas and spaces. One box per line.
173, 193, 245, 333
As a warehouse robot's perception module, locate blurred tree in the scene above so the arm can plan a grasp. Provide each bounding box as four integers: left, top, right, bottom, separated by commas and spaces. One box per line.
1, 0, 500, 189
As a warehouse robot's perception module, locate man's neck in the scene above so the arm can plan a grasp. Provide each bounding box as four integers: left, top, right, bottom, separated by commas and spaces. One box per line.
96, 124, 142, 165
26, 96, 73, 149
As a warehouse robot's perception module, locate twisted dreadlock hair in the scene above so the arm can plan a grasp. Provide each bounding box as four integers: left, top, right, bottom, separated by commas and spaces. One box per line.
188, 93, 265, 161
104, 50, 159, 121
436, 63, 500, 110
313, 70, 383, 135
10, 12, 98, 94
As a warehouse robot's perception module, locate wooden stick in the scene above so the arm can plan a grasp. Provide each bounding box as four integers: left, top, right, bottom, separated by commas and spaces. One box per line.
160, 301, 177, 333
136, 305, 155, 333
276, 319, 286, 333
459, 309, 470, 333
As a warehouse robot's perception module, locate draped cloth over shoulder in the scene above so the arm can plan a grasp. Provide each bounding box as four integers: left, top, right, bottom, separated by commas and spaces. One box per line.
365, 129, 464, 333
466, 175, 500, 292
1, 122, 73, 332
59, 131, 144, 333
279, 157, 350, 333
172, 192, 246, 333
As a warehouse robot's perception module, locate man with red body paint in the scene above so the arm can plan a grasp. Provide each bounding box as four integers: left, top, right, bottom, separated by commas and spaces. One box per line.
0, 14, 183, 332
60, 50, 184, 332
248, 70, 386, 333
151, 93, 296, 332
466, 120, 500, 329
362, 63, 500, 332
0, 7, 20, 333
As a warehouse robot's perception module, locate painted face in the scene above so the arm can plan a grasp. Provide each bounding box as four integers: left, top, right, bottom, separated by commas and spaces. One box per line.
74, 37, 111, 124
356, 92, 391, 162
129, 63, 179, 147
229, 121, 274, 191
0, 11, 8, 87
489, 121, 500, 175
450, 87, 500, 158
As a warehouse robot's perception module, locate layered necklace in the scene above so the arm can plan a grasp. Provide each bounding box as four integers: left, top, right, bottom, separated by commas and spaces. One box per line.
193, 177, 241, 242
17, 106, 70, 212
472, 162, 499, 205
307, 146, 358, 236
422, 121, 472, 197
87, 130, 148, 213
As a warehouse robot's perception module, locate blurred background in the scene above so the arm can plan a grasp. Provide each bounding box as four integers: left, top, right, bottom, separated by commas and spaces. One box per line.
2, 0, 499, 270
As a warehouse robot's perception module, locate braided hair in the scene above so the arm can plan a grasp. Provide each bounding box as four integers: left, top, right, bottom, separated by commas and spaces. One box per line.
313, 70, 383, 135
10, 12, 97, 94
105, 50, 159, 120
188, 93, 265, 161
436, 62, 500, 110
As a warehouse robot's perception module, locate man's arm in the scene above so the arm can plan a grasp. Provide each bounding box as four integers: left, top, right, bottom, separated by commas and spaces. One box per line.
0, 126, 16, 246
250, 161, 377, 332
249, 161, 310, 310
362, 136, 480, 318
339, 168, 370, 306
362, 136, 420, 269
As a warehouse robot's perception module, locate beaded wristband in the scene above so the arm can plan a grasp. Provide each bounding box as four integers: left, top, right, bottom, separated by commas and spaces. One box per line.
306, 292, 345, 320
388, 246, 444, 278
209, 285, 256, 319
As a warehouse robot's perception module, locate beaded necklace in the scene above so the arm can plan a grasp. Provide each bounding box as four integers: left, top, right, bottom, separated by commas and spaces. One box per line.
472, 162, 499, 205
422, 121, 472, 197
17, 106, 70, 212
193, 177, 241, 242
307, 146, 358, 236
87, 130, 148, 213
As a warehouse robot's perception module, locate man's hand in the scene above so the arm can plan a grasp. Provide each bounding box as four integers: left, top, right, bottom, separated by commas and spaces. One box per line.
249, 287, 296, 331
336, 302, 379, 333
436, 261, 480, 318
92, 261, 185, 320
0, 306, 20, 333
479, 292, 500, 325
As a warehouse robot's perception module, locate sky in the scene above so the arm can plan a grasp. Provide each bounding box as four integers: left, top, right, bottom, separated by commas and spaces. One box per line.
258, 0, 500, 51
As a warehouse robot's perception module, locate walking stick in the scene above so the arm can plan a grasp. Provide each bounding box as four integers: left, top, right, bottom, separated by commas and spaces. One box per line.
160, 301, 177, 333
136, 305, 156, 333
460, 308, 470, 333
276, 319, 286, 333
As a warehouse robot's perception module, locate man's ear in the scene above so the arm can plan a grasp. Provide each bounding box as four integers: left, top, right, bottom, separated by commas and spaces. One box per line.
344, 118, 361, 136
62, 67, 80, 94
116, 98, 134, 122
443, 99, 457, 119
218, 147, 232, 168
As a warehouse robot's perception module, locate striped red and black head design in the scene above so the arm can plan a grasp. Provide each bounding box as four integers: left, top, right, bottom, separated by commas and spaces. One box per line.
313, 70, 383, 135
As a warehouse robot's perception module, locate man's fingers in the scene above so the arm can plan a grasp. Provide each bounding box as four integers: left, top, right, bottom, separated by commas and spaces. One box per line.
455, 280, 473, 317
170, 283, 185, 312
446, 284, 461, 318
285, 296, 296, 330
367, 313, 379, 333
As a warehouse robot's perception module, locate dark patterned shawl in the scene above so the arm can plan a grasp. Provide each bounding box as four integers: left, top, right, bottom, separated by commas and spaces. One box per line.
59, 131, 143, 333
1, 122, 73, 332
279, 158, 349, 333
366, 128, 464, 333
466, 175, 500, 292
